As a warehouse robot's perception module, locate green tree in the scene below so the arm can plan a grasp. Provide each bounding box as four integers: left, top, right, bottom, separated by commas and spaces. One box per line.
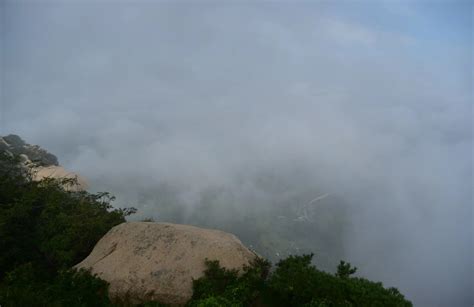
0, 152, 134, 306
191, 254, 412, 307
265, 254, 412, 307
336, 261, 357, 279
190, 257, 270, 307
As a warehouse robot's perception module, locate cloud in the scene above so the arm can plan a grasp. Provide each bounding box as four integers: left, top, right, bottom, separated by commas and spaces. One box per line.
2, 2, 472, 306
322, 18, 377, 46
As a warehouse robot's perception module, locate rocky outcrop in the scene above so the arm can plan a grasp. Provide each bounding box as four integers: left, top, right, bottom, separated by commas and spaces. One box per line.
0, 134, 87, 190
1, 134, 59, 166
75, 222, 258, 305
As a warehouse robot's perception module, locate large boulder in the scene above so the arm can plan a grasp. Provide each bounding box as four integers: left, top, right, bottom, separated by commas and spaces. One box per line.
75, 222, 258, 305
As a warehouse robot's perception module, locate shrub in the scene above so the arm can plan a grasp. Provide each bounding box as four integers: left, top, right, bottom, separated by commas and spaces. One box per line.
0, 263, 111, 307
0, 152, 134, 306
191, 254, 412, 307
190, 257, 271, 307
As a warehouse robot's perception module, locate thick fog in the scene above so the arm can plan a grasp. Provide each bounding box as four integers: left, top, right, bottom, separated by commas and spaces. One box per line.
1, 1, 472, 306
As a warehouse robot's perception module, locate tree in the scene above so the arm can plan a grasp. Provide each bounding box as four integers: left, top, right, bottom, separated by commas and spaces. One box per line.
0, 152, 134, 306
336, 261, 357, 278
191, 254, 412, 307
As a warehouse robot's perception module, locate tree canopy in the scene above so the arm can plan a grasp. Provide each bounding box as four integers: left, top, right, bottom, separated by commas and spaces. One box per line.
0, 153, 133, 306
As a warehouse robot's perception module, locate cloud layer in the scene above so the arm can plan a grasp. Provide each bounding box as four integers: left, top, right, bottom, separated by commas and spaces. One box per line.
2, 2, 472, 306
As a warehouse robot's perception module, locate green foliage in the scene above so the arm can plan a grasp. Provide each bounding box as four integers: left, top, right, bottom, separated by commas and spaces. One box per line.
190, 257, 271, 307
0, 263, 111, 307
192, 296, 235, 307
191, 259, 239, 301
267, 254, 412, 307
0, 152, 134, 306
336, 261, 357, 279
191, 254, 412, 307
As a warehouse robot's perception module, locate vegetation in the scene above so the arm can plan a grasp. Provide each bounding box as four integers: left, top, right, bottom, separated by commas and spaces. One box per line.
190, 257, 271, 307
0, 152, 411, 306
0, 153, 134, 306
189, 255, 411, 307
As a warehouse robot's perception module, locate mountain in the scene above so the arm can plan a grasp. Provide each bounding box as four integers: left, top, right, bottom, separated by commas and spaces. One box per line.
0, 134, 87, 191
0, 134, 412, 306
0, 134, 59, 166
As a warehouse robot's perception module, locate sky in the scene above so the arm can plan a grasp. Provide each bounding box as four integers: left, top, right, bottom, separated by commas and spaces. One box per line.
1, 1, 472, 306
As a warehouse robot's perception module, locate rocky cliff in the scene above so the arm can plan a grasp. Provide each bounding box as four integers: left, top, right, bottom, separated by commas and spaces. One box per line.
0, 134, 87, 190
75, 222, 258, 305
0, 134, 59, 166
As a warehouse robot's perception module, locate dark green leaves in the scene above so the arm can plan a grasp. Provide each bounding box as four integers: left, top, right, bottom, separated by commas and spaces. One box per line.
0, 153, 133, 306
191, 254, 412, 307
336, 261, 357, 279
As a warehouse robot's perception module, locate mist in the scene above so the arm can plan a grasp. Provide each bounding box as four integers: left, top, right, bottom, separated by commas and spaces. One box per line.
1, 1, 472, 306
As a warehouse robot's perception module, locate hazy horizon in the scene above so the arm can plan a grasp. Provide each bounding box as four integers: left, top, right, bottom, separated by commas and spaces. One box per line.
1, 1, 472, 306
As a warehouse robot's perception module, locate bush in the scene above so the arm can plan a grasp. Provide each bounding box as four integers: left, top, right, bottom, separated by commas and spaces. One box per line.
0, 152, 134, 306
190, 257, 270, 307
191, 254, 412, 307
0, 263, 111, 307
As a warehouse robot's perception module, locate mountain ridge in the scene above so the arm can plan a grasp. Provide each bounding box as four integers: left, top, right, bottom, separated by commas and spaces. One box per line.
0, 134, 87, 191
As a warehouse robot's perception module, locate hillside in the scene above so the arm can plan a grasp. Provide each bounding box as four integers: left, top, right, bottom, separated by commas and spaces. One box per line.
0, 135, 87, 190
0, 136, 412, 306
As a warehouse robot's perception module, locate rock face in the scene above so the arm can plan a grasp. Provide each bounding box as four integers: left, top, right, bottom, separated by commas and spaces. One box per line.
1, 134, 87, 191
1, 134, 59, 166
75, 222, 258, 305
